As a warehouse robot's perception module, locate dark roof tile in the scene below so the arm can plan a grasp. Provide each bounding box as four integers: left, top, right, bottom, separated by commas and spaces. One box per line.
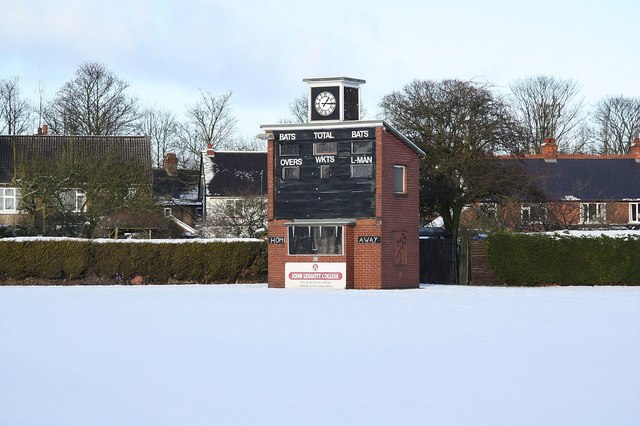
0, 135, 151, 183
509, 157, 640, 201
204, 151, 267, 197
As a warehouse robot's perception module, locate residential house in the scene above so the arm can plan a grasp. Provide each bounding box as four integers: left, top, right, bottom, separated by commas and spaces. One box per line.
200, 147, 267, 236
153, 152, 201, 235
0, 131, 151, 233
463, 137, 640, 231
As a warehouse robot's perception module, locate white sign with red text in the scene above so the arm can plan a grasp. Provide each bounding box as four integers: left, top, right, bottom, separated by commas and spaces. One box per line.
285, 262, 347, 289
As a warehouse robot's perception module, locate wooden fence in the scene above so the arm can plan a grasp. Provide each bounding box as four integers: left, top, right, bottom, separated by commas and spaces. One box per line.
419, 234, 502, 285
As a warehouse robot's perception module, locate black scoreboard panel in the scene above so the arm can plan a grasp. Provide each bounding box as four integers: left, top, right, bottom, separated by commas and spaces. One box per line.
343, 87, 359, 121
274, 128, 376, 219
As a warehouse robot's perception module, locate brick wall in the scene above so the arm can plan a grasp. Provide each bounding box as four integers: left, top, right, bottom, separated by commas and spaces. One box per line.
267, 126, 421, 290
377, 127, 420, 289
353, 218, 382, 289
608, 202, 630, 225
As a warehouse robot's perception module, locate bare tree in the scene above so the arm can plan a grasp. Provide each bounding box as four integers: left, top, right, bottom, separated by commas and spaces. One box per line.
35, 76, 47, 130
381, 79, 532, 283
199, 194, 267, 238
226, 135, 267, 152
289, 93, 308, 123
43, 61, 140, 135
509, 76, 585, 153
137, 105, 179, 168
0, 76, 32, 135
592, 96, 640, 154
381, 79, 528, 230
178, 90, 237, 168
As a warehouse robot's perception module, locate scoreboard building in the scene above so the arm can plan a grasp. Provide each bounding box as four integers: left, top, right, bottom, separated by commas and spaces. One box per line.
260, 77, 425, 289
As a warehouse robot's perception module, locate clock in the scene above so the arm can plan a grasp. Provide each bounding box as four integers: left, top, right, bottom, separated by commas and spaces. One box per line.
314, 91, 337, 116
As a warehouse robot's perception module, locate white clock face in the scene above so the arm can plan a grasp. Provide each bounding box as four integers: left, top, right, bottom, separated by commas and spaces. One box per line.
314, 91, 337, 116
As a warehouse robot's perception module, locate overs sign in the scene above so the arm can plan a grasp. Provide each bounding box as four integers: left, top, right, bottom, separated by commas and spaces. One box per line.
285, 262, 347, 289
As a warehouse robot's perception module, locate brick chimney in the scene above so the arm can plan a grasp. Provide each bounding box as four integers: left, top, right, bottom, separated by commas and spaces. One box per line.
163, 153, 178, 177
206, 143, 215, 157
541, 137, 558, 162
631, 137, 640, 163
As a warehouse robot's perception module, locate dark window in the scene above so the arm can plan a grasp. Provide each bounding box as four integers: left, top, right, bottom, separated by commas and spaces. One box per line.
319, 165, 331, 179
393, 165, 406, 193
521, 204, 546, 224
279, 144, 299, 156
351, 164, 373, 178
580, 203, 606, 224
288, 226, 343, 255
351, 140, 372, 154
282, 166, 300, 180
313, 142, 337, 155
479, 203, 497, 220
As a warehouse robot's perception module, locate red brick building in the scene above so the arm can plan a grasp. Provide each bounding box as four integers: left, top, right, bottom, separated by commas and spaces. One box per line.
260, 77, 425, 289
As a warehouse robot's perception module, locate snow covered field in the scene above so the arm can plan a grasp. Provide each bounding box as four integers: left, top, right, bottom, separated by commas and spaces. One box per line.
1, 284, 639, 426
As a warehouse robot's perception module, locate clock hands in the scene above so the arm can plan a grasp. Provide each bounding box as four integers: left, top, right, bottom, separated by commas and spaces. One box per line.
315, 91, 336, 116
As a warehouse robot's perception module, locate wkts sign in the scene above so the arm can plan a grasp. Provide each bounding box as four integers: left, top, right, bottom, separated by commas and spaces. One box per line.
285, 262, 347, 289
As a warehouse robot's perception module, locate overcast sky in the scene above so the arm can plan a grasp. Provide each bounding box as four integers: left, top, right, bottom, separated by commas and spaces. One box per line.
2, 0, 639, 139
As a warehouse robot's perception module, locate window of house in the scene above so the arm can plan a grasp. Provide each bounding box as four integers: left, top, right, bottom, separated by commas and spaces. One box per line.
580, 203, 606, 224
313, 142, 338, 155
351, 164, 373, 178
479, 203, 497, 220
288, 225, 343, 255
394, 165, 406, 194
163, 207, 172, 217
0, 188, 20, 213
521, 204, 546, 224
279, 143, 299, 156
282, 166, 300, 180
224, 199, 244, 218
630, 203, 640, 224
351, 140, 373, 155
61, 189, 86, 213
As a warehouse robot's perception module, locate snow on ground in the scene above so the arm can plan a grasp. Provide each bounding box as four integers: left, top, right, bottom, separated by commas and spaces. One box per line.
1, 284, 639, 426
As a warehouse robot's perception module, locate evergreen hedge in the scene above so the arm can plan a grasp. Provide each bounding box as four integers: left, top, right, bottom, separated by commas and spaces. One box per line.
487, 233, 640, 286
0, 238, 267, 284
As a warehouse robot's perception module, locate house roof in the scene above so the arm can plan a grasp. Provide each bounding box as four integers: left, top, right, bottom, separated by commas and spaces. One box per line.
0, 135, 151, 183
506, 157, 640, 201
153, 169, 201, 205
202, 151, 267, 197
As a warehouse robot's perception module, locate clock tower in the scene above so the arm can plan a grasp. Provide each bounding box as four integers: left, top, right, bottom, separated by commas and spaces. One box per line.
304, 77, 365, 122
261, 76, 425, 290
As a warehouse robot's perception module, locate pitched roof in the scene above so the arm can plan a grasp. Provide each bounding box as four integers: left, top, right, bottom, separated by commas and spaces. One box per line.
202, 151, 267, 197
506, 157, 640, 201
0, 135, 151, 183
153, 169, 201, 205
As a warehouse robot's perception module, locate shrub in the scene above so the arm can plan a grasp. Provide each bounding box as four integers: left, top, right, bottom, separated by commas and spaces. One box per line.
0, 239, 91, 280
0, 238, 265, 284
488, 233, 640, 286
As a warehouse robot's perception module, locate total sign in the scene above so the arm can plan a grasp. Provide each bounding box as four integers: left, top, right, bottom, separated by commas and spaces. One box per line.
285, 262, 347, 289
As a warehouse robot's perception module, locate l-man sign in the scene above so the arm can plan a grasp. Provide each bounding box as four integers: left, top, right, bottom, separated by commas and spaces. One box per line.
285, 262, 347, 289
